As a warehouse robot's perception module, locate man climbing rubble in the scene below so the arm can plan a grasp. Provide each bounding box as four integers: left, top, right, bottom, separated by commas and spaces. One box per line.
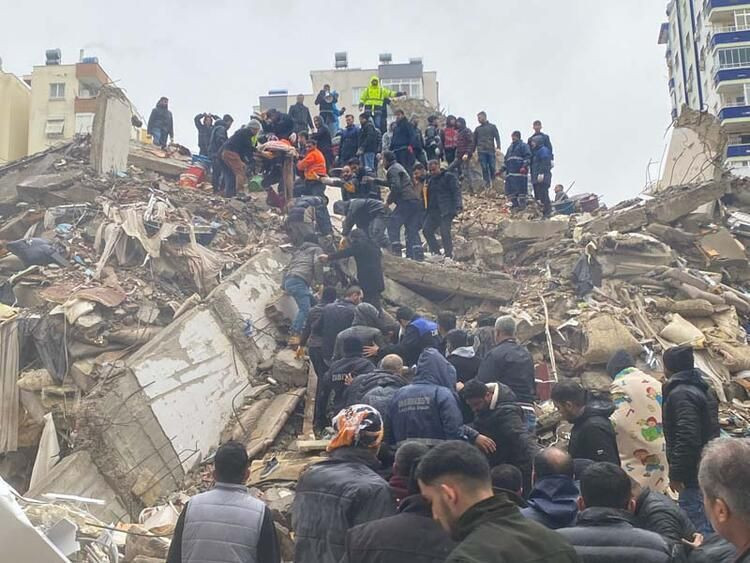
333, 198, 390, 249
286, 195, 332, 245
282, 233, 325, 347
166, 441, 280, 563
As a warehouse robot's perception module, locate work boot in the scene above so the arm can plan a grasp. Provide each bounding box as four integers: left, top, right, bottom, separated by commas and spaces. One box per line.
390, 242, 403, 257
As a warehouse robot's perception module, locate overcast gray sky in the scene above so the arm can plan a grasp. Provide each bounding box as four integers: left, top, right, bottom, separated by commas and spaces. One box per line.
2, 0, 671, 203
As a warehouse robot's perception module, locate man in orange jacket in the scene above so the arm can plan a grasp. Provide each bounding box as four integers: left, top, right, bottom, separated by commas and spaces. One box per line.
297, 138, 328, 197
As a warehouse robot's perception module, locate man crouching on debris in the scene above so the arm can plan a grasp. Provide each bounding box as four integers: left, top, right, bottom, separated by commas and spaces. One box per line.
166, 441, 280, 563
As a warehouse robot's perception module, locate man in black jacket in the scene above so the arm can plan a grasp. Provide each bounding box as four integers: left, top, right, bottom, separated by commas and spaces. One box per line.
289, 94, 314, 134
463, 379, 536, 495
521, 448, 580, 529
333, 199, 389, 249
207, 115, 233, 192
300, 286, 336, 379
313, 285, 363, 365
147, 97, 173, 147
390, 109, 417, 174
338, 114, 360, 165
341, 441, 456, 563
358, 113, 381, 172
662, 345, 720, 535
293, 405, 395, 563
314, 337, 375, 434
476, 315, 537, 432
557, 462, 671, 563
423, 160, 462, 260
313, 115, 334, 170
699, 437, 750, 563
263, 108, 294, 140
551, 380, 620, 465
194, 113, 218, 156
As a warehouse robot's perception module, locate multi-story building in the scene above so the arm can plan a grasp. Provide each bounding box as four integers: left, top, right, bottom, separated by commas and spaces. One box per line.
660, 0, 750, 168
0, 61, 31, 163
26, 49, 114, 155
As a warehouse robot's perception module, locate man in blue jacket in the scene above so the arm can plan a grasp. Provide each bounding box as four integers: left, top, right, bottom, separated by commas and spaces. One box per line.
365, 307, 438, 367
521, 447, 580, 529
502, 131, 532, 210
390, 109, 417, 175
530, 137, 553, 217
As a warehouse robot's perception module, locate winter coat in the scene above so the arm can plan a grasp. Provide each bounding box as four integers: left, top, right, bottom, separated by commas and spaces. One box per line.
342, 494, 456, 563
194, 114, 214, 155
333, 326, 386, 361
530, 145, 552, 182
341, 198, 386, 236
266, 112, 294, 139
208, 120, 230, 158
358, 120, 381, 154
301, 303, 325, 349
387, 348, 464, 444
425, 170, 462, 217
321, 355, 376, 418
455, 127, 475, 159
503, 139, 532, 174
447, 493, 580, 563
289, 102, 313, 133
283, 241, 324, 286
557, 507, 671, 563
343, 370, 409, 429
448, 347, 481, 383
633, 487, 696, 550
382, 317, 440, 367
327, 236, 385, 295
147, 105, 173, 137
339, 124, 360, 163
287, 195, 332, 235
441, 126, 459, 150
688, 534, 738, 562
6, 238, 68, 266
568, 400, 620, 465
390, 119, 417, 151
472, 326, 496, 361
474, 122, 501, 154
470, 382, 536, 477
297, 147, 327, 180
528, 131, 554, 159
385, 162, 420, 205
662, 369, 720, 487
292, 447, 396, 563
360, 76, 396, 109
313, 124, 333, 153
476, 339, 536, 404
223, 127, 256, 161
425, 124, 442, 151
520, 475, 579, 529
315, 299, 357, 361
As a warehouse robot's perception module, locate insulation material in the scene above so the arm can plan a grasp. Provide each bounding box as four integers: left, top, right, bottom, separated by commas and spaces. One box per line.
583, 314, 642, 364
660, 314, 706, 347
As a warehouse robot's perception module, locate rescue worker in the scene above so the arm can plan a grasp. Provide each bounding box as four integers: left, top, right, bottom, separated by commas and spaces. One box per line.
282, 233, 325, 346
530, 137, 553, 217
297, 137, 328, 196
390, 109, 417, 175
220, 119, 261, 197
502, 131, 532, 210
357, 112, 380, 173
359, 76, 405, 132
366, 307, 439, 367
286, 195, 332, 245
337, 114, 360, 165
147, 96, 173, 148
207, 114, 233, 193
333, 198, 390, 248
423, 160, 462, 260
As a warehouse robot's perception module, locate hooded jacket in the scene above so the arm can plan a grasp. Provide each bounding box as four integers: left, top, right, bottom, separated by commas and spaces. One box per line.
448, 346, 481, 383
358, 119, 381, 153
341, 494, 456, 563
426, 170, 462, 217
314, 299, 357, 361
147, 104, 173, 136
470, 382, 536, 488
528, 131, 554, 159
319, 355, 376, 422
333, 304, 386, 361
208, 119, 230, 158
520, 475, 579, 529
447, 493, 580, 563
568, 399, 620, 465
360, 76, 396, 109
223, 127, 257, 161
390, 118, 417, 151
292, 447, 396, 563
284, 241, 324, 286
557, 507, 671, 563
476, 338, 536, 404
662, 369, 720, 487
385, 162, 420, 205
327, 233, 385, 295
633, 487, 696, 550
344, 369, 408, 424
340, 198, 386, 236
387, 348, 464, 444
381, 317, 440, 367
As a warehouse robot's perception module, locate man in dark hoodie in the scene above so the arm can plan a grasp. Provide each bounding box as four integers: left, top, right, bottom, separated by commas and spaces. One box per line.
342, 440, 456, 563
390, 109, 417, 174
147, 97, 173, 147
463, 379, 537, 495
366, 307, 438, 367
314, 337, 375, 434
333, 302, 386, 361
446, 330, 480, 385
207, 114, 233, 192
293, 405, 395, 563
662, 345, 720, 535
551, 380, 620, 465
521, 448, 580, 529
194, 112, 218, 156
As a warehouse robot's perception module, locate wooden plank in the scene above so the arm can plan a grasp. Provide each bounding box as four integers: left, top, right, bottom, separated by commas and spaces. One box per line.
296, 439, 329, 452
246, 388, 305, 460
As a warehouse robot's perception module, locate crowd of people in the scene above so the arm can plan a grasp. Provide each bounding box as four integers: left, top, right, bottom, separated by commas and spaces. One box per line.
149, 95, 750, 563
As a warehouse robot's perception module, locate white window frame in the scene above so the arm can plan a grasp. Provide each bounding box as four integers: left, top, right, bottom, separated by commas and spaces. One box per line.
381, 78, 423, 99
49, 83, 65, 100
717, 46, 750, 69
735, 8, 750, 29
351, 86, 366, 106
45, 118, 65, 137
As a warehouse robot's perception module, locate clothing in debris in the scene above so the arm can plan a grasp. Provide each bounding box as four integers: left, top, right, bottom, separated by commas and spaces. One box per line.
520, 474, 580, 529
571, 243, 602, 297
476, 338, 536, 404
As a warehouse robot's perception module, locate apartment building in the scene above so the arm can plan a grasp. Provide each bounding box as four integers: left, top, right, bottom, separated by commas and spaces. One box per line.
0, 63, 31, 163
660, 0, 750, 168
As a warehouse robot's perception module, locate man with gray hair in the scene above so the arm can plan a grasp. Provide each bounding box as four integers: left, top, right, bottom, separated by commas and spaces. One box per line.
699, 437, 750, 561
477, 315, 537, 433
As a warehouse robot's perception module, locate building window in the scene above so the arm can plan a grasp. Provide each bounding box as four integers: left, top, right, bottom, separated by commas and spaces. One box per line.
49, 83, 65, 100
351, 86, 366, 106
45, 118, 65, 137
735, 8, 750, 30
381, 78, 423, 99
718, 47, 750, 69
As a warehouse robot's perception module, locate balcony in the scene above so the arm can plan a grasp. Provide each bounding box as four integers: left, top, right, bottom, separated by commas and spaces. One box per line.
711, 26, 750, 47
75, 97, 98, 114
727, 143, 750, 158
705, 0, 750, 13
714, 66, 750, 85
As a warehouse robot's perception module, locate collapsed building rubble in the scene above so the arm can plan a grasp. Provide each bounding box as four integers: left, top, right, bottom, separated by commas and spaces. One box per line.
1, 117, 750, 560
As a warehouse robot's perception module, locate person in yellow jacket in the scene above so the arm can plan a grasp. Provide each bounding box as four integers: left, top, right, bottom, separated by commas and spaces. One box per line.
359, 76, 405, 133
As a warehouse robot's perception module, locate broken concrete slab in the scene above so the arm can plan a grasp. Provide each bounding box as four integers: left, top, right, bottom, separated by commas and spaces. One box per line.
90, 87, 132, 175
26, 450, 129, 524
382, 253, 519, 303
698, 228, 747, 267
649, 180, 729, 225
272, 349, 308, 387
128, 144, 190, 177
501, 219, 567, 240
383, 277, 437, 313
246, 388, 305, 459
474, 236, 504, 269
16, 171, 82, 205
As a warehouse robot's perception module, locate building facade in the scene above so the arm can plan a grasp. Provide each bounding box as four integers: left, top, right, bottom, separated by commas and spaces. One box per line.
660, 0, 750, 168
27, 51, 113, 155
0, 69, 31, 163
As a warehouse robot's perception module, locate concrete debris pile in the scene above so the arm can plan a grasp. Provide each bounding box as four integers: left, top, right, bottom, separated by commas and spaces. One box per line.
4, 129, 750, 560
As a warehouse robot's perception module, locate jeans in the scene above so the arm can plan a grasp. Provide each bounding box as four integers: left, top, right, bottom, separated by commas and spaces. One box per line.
283, 275, 312, 334
151, 128, 168, 147
478, 152, 496, 187
389, 200, 423, 259
423, 212, 454, 258
680, 486, 714, 535
361, 152, 376, 173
